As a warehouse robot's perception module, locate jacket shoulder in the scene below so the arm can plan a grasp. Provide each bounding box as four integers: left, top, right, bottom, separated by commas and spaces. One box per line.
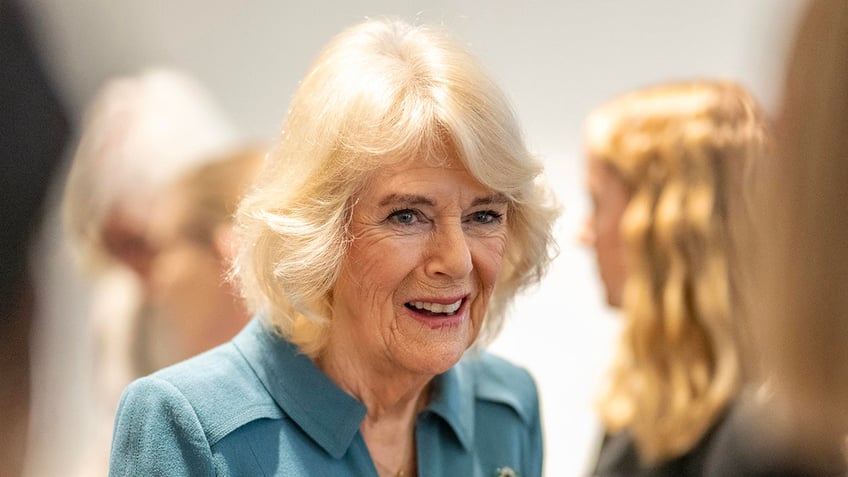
136, 343, 282, 445
462, 351, 540, 425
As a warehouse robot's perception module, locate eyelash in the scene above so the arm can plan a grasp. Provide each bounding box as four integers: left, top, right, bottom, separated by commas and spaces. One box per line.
466, 210, 503, 225
384, 208, 504, 226
386, 208, 423, 225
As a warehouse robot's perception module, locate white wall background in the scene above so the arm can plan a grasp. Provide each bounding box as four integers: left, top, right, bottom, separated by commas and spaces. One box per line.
24, 1, 805, 476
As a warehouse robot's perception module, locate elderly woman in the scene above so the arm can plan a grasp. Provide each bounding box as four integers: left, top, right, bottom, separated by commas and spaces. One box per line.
109, 17, 557, 477
579, 80, 769, 475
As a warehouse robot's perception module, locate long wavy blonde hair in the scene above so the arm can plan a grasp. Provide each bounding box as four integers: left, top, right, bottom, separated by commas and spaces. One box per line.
586, 80, 769, 463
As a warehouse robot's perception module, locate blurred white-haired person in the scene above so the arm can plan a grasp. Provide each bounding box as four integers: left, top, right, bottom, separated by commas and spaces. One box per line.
60, 67, 239, 475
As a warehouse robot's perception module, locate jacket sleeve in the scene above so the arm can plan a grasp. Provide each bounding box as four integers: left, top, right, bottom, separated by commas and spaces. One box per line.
109, 376, 215, 476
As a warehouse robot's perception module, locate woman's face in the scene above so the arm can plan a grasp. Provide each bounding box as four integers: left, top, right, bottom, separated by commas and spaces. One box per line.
101, 207, 157, 282
580, 156, 630, 308
330, 155, 509, 376
146, 190, 248, 363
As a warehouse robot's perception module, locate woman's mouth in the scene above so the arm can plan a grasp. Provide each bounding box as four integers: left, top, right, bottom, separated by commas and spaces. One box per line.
405, 299, 462, 315
404, 297, 467, 328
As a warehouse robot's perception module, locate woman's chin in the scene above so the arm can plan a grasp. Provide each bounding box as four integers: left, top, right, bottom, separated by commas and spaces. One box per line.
397, 347, 467, 377
391, 309, 477, 375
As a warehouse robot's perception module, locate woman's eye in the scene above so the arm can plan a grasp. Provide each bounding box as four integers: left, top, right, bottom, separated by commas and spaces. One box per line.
387, 209, 419, 225
469, 210, 503, 225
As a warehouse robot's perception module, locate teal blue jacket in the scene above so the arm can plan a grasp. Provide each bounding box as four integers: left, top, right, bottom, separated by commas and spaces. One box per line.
109, 318, 543, 476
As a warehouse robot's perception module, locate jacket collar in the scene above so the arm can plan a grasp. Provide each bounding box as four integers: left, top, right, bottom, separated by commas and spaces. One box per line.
425, 360, 475, 451
233, 318, 366, 459
233, 318, 520, 457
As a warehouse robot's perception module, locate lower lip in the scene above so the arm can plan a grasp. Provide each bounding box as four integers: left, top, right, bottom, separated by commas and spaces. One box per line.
405, 299, 468, 330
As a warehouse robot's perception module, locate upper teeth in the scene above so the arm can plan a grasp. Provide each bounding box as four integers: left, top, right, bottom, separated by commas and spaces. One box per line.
409, 299, 462, 314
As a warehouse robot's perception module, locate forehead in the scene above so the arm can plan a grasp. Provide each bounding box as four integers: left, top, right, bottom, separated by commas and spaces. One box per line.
587, 156, 627, 193
360, 154, 494, 202
587, 155, 611, 181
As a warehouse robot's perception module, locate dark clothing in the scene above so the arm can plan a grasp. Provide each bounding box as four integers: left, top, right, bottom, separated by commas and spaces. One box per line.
0, 0, 70, 308
0, 1, 69, 474
592, 403, 846, 477
592, 407, 732, 477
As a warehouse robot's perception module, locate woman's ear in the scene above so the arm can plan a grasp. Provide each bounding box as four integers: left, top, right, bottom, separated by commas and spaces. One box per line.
212, 224, 236, 263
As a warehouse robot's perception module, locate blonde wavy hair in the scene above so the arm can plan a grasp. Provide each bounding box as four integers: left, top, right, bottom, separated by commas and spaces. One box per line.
233, 18, 558, 358
586, 80, 769, 463
169, 145, 265, 248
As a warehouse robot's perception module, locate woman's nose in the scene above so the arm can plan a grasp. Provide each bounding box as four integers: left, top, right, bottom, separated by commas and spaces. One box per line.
425, 222, 473, 279
578, 217, 596, 247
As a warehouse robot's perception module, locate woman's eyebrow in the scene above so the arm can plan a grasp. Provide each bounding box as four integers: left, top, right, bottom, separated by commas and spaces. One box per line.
378, 194, 435, 207
377, 193, 508, 208
471, 193, 509, 207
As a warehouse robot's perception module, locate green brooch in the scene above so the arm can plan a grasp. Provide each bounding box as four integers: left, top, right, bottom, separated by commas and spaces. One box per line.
493, 467, 519, 477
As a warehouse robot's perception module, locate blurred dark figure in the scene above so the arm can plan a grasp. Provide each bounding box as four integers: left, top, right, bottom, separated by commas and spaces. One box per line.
0, 0, 70, 475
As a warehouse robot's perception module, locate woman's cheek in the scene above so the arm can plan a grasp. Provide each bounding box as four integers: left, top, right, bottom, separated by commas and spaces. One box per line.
476, 235, 508, 281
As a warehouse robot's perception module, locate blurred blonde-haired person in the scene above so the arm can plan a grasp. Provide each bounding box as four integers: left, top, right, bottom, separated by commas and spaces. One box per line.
579, 80, 769, 476
145, 146, 263, 362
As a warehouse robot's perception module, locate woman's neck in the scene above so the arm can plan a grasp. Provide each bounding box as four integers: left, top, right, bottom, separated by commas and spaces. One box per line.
317, 341, 432, 418
359, 390, 425, 477
317, 338, 431, 477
